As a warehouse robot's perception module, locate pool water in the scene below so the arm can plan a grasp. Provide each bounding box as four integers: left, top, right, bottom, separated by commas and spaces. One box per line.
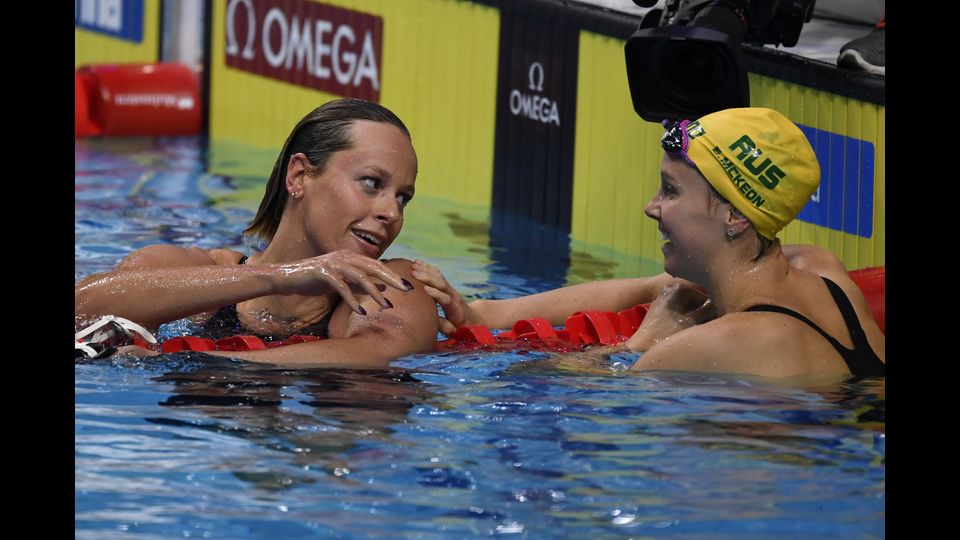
75, 137, 884, 539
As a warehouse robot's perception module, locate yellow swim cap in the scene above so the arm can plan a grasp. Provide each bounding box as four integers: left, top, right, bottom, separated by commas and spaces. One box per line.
666, 108, 820, 240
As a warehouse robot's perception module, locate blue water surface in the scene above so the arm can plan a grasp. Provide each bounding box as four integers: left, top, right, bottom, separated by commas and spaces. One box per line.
75, 137, 885, 539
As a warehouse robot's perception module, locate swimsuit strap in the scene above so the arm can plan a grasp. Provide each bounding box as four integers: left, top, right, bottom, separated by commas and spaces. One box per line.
744, 303, 847, 351
745, 277, 884, 377
820, 276, 871, 350
198, 252, 332, 340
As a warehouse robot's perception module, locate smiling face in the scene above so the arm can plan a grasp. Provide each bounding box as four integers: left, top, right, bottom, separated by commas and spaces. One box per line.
293, 120, 418, 259
644, 154, 729, 282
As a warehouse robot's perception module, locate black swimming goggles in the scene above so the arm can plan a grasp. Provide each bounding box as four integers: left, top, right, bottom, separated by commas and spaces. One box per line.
660, 119, 696, 166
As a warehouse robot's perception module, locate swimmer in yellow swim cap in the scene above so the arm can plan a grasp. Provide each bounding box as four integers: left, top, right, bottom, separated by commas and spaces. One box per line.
415, 107, 884, 378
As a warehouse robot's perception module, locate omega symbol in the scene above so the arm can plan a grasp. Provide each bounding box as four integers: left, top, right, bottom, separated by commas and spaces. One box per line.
226, 0, 256, 60
528, 62, 544, 92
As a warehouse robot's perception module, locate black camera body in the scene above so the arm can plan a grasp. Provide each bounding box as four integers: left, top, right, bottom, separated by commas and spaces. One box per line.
625, 0, 817, 122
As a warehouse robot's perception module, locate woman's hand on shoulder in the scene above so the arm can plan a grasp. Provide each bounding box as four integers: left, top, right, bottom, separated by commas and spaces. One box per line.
327, 257, 440, 353
270, 250, 415, 316
410, 259, 481, 336
625, 282, 716, 351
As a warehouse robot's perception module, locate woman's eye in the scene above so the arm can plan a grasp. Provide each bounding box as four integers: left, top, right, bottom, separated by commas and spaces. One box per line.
360, 177, 381, 190
397, 193, 412, 208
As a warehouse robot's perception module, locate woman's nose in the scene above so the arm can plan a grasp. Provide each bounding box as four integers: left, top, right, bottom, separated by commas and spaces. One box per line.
644, 196, 660, 220
374, 195, 401, 223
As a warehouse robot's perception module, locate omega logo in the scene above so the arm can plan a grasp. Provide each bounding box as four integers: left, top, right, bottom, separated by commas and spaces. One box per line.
510, 61, 560, 127
528, 62, 544, 92
223, 0, 382, 96
225, 0, 256, 60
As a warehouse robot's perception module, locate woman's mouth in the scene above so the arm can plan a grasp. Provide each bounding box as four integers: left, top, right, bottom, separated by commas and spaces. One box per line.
352, 230, 382, 247
661, 230, 672, 248
351, 229, 384, 255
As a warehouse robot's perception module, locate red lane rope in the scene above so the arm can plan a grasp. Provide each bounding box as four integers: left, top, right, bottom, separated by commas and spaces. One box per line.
155, 267, 885, 353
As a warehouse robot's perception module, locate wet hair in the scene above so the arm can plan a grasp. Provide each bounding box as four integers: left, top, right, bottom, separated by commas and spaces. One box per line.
243, 98, 411, 242
704, 179, 774, 261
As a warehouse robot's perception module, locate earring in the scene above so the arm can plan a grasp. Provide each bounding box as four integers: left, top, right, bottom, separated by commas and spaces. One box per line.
290, 191, 301, 199
726, 228, 736, 239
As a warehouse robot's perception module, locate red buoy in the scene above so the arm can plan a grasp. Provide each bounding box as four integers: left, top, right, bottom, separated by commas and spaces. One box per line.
76, 63, 201, 137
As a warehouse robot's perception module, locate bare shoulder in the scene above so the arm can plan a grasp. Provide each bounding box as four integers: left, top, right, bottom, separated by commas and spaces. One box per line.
378, 258, 438, 315
380, 257, 416, 274
631, 316, 748, 371
783, 244, 846, 276
116, 244, 241, 270
328, 258, 439, 349
784, 243, 882, 320
783, 243, 869, 301
632, 313, 812, 377
207, 248, 247, 265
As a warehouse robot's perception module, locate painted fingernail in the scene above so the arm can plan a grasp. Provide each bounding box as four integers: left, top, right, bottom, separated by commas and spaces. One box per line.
376, 283, 387, 292
384, 298, 394, 309
402, 279, 414, 290
358, 306, 367, 316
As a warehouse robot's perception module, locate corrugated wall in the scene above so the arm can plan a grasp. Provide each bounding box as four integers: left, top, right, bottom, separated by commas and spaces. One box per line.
572, 31, 661, 268
75, 0, 161, 66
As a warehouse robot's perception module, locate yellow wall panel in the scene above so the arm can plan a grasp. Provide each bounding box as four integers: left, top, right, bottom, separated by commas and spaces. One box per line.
209, 0, 499, 210
572, 30, 664, 273
873, 107, 885, 265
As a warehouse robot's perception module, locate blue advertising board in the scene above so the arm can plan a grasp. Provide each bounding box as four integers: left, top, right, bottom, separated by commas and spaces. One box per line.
796, 124, 875, 238
75, 0, 144, 43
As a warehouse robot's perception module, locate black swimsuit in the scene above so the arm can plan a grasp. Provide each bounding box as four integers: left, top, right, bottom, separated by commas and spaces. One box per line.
744, 277, 884, 377
197, 255, 333, 341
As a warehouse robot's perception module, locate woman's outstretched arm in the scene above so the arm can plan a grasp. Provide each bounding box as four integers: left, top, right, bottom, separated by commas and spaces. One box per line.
76, 245, 413, 331
411, 259, 687, 333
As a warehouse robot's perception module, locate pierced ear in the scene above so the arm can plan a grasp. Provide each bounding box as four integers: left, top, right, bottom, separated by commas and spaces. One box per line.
725, 208, 752, 237
285, 152, 309, 196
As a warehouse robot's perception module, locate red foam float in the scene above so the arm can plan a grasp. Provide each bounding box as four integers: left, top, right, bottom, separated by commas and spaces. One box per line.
162, 336, 216, 353
76, 63, 201, 137
848, 266, 885, 334
565, 310, 621, 346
